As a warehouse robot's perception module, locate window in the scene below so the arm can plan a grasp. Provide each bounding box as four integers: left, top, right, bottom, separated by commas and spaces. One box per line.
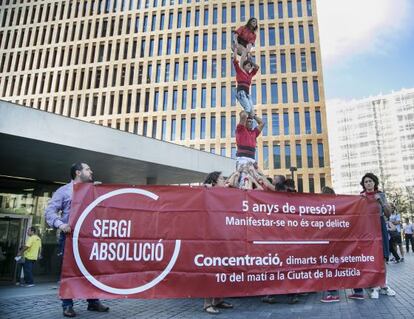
299, 25, 304, 44
296, 143, 302, 168
180, 118, 186, 140
163, 89, 168, 111
221, 57, 227, 77
166, 37, 171, 54
261, 54, 267, 74
212, 58, 217, 78
191, 117, 196, 140
201, 87, 207, 108
212, 32, 217, 50
270, 54, 277, 73
183, 61, 189, 80
282, 81, 288, 103
202, 59, 207, 79
210, 115, 216, 138
318, 142, 324, 167
305, 110, 311, 133
297, 176, 303, 192
211, 87, 216, 107
204, 8, 209, 25
301, 51, 306, 72
156, 63, 161, 82
177, 11, 182, 28
203, 32, 208, 51
231, 5, 236, 23
259, 3, 265, 19
151, 15, 157, 31
165, 62, 170, 82
272, 112, 279, 135
294, 111, 300, 134
309, 24, 314, 43
175, 35, 181, 54
250, 3, 255, 18
268, 2, 275, 19
309, 176, 315, 193
283, 112, 289, 135
241, 4, 246, 21
278, 1, 283, 18
222, 6, 227, 23
160, 13, 165, 29
221, 31, 227, 49
221, 115, 226, 138
149, 38, 154, 56
197, 116, 205, 139
307, 142, 313, 168
168, 11, 173, 29
315, 110, 322, 133
303, 79, 309, 102
260, 28, 265, 46
191, 87, 197, 109
161, 119, 167, 140
174, 62, 179, 81
262, 113, 268, 136
213, 7, 218, 24
269, 27, 276, 46
192, 60, 198, 79
261, 83, 267, 104
184, 34, 190, 53
311, 51, 317, 71
292, 80, 298, 102
273, 144, 281, 169
158, 38, 163, 55
281, 53, 286, 73
221, 85, 226, 107
143, 15, 148, 32
231, 114, 236, 137
320, 175, 326, 190
287, 1, 293, 17
186, 10, 191, 27
271, 83, 278, 103
279, 26, 285, 45
171, 119, 176, 140
182, 88, 187, 110
289, 25, 294, 44
297, 0, 303, 17
194, 34, 199, 52
307, 0, 313, 17
251, 84, 257, 104
231, 85, 236, 106
154, 91, 159, 111
290, 52, 296, 72
195, 9, 200, 26
285, 143, 291, 168
313, 79, 320, 101
263, 144, 269, 170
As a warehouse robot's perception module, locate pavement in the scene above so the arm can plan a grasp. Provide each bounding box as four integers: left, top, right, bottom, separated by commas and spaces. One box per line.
1, 254, 414, 319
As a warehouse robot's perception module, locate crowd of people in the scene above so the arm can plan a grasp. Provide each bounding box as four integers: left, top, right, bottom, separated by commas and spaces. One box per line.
14, 18, 411, 318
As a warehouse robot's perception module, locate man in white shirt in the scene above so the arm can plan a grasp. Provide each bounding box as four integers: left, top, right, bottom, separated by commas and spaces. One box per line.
403, 218, 414, 253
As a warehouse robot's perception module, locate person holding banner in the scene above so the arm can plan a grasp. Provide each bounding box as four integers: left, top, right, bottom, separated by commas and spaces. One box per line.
45, 163, 109, 317
202, 171, 234, 314
349, 173, 396, 300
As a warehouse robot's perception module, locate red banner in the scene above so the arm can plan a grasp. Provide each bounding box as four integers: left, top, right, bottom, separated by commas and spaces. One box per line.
60, 184, 385, 299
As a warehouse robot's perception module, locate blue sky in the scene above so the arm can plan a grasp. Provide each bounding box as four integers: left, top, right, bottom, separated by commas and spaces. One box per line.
317, 0, 414, 100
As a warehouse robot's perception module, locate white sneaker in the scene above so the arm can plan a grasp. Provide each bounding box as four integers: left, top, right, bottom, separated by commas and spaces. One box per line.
370, 288, 379, 299
380, 287, 396, 296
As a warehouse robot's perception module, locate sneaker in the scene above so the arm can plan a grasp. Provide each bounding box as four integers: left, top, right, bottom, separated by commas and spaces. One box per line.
348, 293, 364, 300
369, 289, 379, 299
87, 302, 109, 312
63, 306, 76, 318
24, 284, 35, 288
321, 295, 340, 303
380, 287, 396, 296
400, 257, 404, 262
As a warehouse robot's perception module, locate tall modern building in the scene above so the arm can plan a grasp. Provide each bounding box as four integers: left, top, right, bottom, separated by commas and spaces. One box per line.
327, 88, 414, 195
0, 0, 331, 192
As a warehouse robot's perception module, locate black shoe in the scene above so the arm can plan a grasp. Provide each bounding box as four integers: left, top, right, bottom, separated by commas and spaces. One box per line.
63, 306, 76, 317
87, 302, 109, 312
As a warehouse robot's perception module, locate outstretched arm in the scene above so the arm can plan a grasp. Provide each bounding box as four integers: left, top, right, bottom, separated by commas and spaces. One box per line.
254, 113, 264, 133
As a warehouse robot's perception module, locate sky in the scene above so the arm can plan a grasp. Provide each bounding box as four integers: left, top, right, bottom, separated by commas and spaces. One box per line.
317, 0, 414, 100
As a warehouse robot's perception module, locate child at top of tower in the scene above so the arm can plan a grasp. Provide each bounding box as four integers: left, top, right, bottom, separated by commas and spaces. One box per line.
233, 18, 258, 56
232, 43, 259, 116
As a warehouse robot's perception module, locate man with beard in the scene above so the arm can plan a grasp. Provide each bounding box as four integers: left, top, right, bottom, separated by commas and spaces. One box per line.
45, 163, 109, 317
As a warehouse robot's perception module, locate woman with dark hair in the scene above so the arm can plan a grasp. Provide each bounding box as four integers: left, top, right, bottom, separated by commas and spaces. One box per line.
233, 18, 258, 57
202, 172, 234, 314
348, 173, 396, 300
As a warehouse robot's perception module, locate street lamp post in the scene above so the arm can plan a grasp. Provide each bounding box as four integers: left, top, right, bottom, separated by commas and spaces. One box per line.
289, 166, 297, 185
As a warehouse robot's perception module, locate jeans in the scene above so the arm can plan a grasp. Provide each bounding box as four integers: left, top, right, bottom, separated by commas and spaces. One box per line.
23, 259, 35, 284
405, 234, 413, 252
236, 90, 254, 114
60, 233, 100, 309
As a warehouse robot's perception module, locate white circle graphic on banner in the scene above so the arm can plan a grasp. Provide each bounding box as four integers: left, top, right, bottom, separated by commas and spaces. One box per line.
72, 188, 181, 295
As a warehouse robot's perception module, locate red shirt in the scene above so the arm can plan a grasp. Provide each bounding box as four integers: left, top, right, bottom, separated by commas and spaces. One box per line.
233, 59, 258, 91
236, 124, 261, 159
235, 26, 257, 45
